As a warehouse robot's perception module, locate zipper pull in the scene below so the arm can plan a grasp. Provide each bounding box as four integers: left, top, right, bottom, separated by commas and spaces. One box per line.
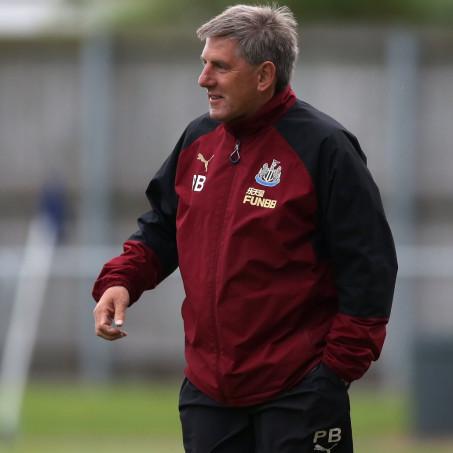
229, 141, 241, 164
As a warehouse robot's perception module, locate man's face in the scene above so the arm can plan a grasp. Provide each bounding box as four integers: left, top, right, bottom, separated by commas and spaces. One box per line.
198, 37, 262, 123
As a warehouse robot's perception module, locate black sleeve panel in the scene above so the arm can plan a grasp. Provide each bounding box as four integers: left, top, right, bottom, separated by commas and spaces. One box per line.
318, 130, 398, 318
129, 140, 181, 279
129, 114, 219, 279
276, 102, 397, 318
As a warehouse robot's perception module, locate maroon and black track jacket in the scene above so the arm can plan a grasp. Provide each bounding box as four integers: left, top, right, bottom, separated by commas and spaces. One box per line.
93, 86, 398, 406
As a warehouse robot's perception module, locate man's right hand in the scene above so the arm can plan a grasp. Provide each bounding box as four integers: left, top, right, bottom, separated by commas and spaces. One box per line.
93, 286, 130, 341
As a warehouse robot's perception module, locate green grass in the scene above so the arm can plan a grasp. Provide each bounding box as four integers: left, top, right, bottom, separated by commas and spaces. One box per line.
21, 382, 181, 437
350, 390, 453, 453
351, 389, 408, 436
0, 382, 452, 452
1, 382, 182, 453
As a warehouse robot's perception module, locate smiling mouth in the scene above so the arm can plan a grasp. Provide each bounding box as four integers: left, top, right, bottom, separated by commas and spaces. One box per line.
209, 94, 223, 101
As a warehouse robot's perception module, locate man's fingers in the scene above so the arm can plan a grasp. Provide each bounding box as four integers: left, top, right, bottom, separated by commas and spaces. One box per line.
93, 286, 130, 341
94, 312, 128, 341
95, 322, 128, 341
113, 302, 127, 327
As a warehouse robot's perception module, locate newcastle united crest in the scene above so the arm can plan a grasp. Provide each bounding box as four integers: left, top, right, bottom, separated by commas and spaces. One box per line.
255, 159, 282, 187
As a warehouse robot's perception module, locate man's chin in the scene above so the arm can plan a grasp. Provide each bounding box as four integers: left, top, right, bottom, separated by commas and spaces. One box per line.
208, 108, 228, 122
208, 107, 247, 124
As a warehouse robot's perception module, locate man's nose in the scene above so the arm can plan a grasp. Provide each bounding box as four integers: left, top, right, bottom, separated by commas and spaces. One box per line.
198, 65, 214, 88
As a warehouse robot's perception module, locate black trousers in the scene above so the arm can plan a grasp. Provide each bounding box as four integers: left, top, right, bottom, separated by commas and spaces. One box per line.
179, 364, 353, 453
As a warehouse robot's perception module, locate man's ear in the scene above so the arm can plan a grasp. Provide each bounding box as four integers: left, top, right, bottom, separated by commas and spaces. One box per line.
257, 61, 277, 92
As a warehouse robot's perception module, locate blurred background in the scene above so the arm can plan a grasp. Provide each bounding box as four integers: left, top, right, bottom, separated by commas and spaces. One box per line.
0, 0, 453, 451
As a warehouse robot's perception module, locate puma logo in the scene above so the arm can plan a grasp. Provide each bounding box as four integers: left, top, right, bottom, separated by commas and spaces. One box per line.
197, 153, 214, 172
314, 443, 338, 452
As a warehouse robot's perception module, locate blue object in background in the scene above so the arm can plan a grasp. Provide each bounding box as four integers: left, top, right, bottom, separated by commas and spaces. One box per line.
38, 178, 67, 241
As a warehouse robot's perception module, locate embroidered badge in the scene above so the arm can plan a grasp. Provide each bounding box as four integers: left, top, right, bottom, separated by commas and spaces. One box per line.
255, 159, 282, 187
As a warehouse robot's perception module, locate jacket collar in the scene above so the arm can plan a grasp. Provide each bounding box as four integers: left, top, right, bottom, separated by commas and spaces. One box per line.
224, 85, 296, 138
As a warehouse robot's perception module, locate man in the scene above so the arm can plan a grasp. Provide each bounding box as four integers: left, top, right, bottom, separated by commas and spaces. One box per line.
92, 5, 397, 452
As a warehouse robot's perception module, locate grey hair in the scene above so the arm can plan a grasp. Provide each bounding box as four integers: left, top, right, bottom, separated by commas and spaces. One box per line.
197, 4, 299, 92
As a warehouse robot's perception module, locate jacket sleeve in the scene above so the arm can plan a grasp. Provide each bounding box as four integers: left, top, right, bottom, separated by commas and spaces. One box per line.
92, 132, 184, 304
318, 130, 398, 382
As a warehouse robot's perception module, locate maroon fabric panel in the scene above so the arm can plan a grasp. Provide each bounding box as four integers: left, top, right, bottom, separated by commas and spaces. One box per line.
92, 240, 163, 304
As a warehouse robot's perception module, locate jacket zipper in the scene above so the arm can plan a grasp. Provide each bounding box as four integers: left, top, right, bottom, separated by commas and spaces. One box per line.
229, 140, 241, 164
211, 139, 241, 401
